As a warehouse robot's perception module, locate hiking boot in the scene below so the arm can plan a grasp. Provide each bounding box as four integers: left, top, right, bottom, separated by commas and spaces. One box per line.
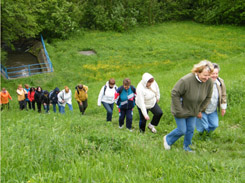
148, 123, 157, 133
163, 135, 171, 150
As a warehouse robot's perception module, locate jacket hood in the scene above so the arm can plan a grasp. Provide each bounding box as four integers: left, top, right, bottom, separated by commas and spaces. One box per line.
54, 87, 60, 93
141, 73, 154, 87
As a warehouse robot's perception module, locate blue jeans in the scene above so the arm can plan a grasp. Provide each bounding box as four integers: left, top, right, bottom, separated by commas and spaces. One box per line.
166, 116, 196, 148
59, 103, 73, 114
52, 103, 58, 113
102, 102, 114, 121
43, 104, 50, 113
196, 111, 219, 133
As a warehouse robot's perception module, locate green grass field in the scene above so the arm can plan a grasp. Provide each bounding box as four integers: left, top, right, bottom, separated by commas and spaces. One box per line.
1, 21, 245, 183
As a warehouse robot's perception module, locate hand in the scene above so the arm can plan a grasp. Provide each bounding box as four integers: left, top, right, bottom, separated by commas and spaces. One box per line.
197, 112, 202, 119
80, 102, 83, 105
145, 115, 150, 120
221, 109, 226, 116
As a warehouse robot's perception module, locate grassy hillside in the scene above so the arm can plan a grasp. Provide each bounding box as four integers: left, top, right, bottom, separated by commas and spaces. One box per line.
1, 21, 245, 183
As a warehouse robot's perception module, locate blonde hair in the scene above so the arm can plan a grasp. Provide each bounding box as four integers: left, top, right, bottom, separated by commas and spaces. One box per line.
191, 60, 214, 74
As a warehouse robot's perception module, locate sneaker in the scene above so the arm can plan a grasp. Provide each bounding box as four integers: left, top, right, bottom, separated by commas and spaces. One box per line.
163, 135, 171, 150
148, 123, 157, 133
128, 128, 133, 132
119, 125, 123, 129
183, 146, 195, 153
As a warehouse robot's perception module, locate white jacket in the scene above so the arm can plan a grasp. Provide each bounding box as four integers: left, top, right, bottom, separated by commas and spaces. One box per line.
136, 73, 160, 117
58, 89, 72, 106
98, 81, 117, 105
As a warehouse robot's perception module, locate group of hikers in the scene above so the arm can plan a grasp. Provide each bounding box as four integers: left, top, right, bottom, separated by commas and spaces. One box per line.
1, 60, 227, 152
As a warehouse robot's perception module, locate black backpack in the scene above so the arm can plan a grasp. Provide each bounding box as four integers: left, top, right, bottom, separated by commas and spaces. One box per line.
103, 85, 117, 95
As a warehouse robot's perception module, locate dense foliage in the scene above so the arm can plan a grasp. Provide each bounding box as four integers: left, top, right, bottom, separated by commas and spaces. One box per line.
1, 0, 244, 46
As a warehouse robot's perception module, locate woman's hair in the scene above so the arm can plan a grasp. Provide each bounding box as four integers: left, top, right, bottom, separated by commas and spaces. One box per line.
30, 87, 35, 92
109, 78, 115, 85
123, 78, 131, 86
191, 60, 214, 74
148, 78, 154, 83
213, 63, 220, 71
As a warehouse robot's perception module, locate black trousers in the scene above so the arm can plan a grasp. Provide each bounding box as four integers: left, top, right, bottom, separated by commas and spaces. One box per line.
77, 99, 88, 114
31, 101, 36, 110
1, 103, 9, 110
19, 100, 26, 110
37, 102, 42, 113
138, 102, 163, 132
26, 101, 31, 109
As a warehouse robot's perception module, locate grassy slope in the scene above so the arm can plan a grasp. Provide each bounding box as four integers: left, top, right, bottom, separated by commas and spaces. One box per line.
1, 21, 245, 183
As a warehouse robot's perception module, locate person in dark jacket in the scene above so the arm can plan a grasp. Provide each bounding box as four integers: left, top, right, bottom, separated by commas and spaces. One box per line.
42, 90, 50, 113
114, 78, 136, 131
49, 87, 60, 113
34, 86, 43, 113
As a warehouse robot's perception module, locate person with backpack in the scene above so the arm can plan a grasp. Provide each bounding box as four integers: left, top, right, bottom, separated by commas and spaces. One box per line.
58, 86, 73, 114
0, 88, 12, 110
49, 87, 60, 113
136, 73, 163, 133
28, 87, 36, 110
98, 78, 117, 122
42, 90, 51, 113
114, 78, 136, 131
75, 84, 88, 115
34, 86, 43, 113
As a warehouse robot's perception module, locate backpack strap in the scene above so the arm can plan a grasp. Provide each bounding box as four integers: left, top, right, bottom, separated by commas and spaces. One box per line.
103, 85, 107, 95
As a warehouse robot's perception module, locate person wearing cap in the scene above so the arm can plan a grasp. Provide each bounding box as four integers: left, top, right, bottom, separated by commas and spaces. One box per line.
196, 63, 227, 139
17, 84, 27, 110
136, 73, 163, 133
75, 84, 88, 115
163, 60, 214, 152
0, 88, 12, 110
98, 78, 117, 122
58, 86, 73, 114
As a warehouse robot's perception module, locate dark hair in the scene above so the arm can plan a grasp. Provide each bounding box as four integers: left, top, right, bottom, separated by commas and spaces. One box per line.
109, 78, 115, 85
213, 63, 220, 71
30, 87, 35, 92
78, 84, 83, 89
123, 78, 131, 86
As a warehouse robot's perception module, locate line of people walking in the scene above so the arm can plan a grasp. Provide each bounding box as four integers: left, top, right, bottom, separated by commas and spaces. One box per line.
1, 60, 227, 152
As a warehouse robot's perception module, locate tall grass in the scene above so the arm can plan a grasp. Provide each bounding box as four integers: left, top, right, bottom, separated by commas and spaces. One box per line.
1, 21, 245, 182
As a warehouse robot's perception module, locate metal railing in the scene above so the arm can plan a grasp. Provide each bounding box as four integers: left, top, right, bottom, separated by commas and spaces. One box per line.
1, 35, 53, 79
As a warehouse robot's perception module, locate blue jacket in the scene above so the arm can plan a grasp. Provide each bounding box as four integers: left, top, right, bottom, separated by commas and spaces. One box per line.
115, 86, 136, 109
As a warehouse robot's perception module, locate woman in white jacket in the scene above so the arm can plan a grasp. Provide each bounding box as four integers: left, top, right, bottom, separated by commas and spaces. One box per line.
98, 78, 117, 122
136, 73, 163, 133
58, 86, 73, 114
